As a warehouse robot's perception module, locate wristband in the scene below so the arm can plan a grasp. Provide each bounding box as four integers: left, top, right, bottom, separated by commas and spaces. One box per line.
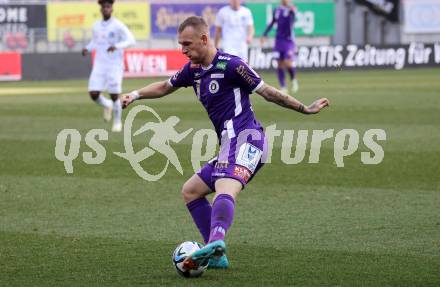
129, 90, 140, 100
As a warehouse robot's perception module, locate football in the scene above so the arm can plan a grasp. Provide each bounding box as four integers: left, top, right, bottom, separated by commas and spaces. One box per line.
172, 241, 208, 278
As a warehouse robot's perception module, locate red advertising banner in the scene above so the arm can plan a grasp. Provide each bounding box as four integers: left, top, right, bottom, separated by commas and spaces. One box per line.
124, 49, 187, 77
0, 52, 22, 81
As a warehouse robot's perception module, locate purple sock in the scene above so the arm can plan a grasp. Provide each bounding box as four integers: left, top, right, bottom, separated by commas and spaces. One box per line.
287, 67, 296, 80
277, 68, 286, 88
209, 194, 235, 243
186, 198, 211, 244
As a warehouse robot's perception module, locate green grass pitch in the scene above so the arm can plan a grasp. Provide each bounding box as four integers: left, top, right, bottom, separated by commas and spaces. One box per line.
0, 69, 439, 286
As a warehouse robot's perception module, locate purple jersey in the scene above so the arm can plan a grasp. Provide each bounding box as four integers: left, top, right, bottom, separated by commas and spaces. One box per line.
168, 51, 264, 139
263, 5, 296, 41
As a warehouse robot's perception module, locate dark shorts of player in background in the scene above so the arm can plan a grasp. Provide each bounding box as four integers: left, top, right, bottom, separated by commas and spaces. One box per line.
275, 39, 296, 61
197, 128, 266, 190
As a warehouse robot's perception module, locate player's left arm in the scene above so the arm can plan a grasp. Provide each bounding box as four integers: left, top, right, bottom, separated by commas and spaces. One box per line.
256, 83, 329, 114
231, 59, 329, 114
214, 26, 222, 48
291, 5, 297, 24
247, 24, 255, 44
214, 9, 224, 48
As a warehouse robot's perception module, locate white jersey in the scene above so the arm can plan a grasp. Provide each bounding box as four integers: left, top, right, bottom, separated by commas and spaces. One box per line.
215, 5, 253, 59
86, 17, 135, 68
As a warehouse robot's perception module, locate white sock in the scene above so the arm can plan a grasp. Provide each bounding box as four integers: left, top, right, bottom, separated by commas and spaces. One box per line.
113, 99, 122, 124
96, 94, 112, 108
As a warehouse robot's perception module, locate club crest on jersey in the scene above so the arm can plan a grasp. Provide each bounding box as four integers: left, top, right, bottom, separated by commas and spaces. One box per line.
216, 61, 227, 70
209, 80, 220, 94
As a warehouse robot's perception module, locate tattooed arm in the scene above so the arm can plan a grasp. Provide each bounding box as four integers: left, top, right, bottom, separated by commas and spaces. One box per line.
255, 83, 329, 114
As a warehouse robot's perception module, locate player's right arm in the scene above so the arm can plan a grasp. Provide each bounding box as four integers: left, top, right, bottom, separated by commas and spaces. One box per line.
261, 10, 276, 45
82, 23, 97, 56
121, 81, 177, 109
122, 63, 193, 109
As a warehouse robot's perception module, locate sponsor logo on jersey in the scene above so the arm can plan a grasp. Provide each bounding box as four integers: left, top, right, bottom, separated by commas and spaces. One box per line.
213, 172, 226, 177
236, 143, 262, 173
215, 161, 229, 169
211, 73, 224, 79
235, 64, 256, 86
216, 61, 227, 70
218, 55, 231, 61
233, 165, 251, 182
247, 146, 257, 161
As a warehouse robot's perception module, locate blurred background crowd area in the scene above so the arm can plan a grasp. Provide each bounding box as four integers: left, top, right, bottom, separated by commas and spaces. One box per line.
1, 0, 439, 54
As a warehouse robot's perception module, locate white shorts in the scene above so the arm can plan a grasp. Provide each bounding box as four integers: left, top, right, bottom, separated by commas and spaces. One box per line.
88, 64, 124, 94
222, 45, 249, 63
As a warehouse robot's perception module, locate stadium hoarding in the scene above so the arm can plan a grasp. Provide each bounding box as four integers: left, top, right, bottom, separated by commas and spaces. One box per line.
403, 0, 440, 34
123, 44, 440, 78
0, 4, 46, 36
354, 0, 399, 22
46, 2, 150, 41
249, 43, 440, 71
123, 49, 188, 77
247, 0, 335, 37
17, 43, 440, 81
22, 52, 91, 81
150, 3, 223, 37
0, 52, 22, 81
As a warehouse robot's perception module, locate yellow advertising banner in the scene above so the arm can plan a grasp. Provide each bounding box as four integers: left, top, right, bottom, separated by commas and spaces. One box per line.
47, 2, 150, 41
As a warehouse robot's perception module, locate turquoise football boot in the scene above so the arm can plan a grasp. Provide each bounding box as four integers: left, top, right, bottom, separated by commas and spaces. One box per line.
183, 240, 226, 271
208, 254, 229, 269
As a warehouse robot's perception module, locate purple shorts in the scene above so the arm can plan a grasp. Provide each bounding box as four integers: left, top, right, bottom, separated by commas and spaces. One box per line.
275, 39, 295, 61
197, 128, 267, 191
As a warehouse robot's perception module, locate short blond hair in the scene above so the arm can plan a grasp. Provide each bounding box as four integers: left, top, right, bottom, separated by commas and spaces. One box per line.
178, 16, 208, 34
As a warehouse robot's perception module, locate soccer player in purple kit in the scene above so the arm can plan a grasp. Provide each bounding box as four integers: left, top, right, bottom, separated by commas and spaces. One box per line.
120, 16, 328, 271
261, 0, 299, 93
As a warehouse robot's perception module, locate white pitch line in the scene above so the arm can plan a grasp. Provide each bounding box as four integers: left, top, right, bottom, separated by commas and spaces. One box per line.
0, 87, 84, 96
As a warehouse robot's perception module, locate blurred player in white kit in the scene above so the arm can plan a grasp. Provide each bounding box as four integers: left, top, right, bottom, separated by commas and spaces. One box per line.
82, 0, 135, 132
214, 0, 254, 62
